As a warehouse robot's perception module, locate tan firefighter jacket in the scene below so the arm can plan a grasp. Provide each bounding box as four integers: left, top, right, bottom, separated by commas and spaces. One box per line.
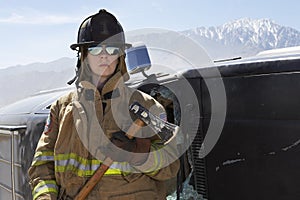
28, 71, 180, 200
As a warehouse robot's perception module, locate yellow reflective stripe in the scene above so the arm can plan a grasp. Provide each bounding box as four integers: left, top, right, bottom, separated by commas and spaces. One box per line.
55, 153, 101, 165
31, 151, 54, 166
32, 180, 58, 200
105, 167, 123, 175
55, 162, 123, 176
55, 165, 97, 176
54, 153, 132, 176
139, 145, 164, 175
106, 162, 133, 175
145, 143, 178, 176
34, 151, 54, 157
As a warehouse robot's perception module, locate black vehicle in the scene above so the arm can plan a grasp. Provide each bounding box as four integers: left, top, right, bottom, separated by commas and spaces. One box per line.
1, 45, 300, 200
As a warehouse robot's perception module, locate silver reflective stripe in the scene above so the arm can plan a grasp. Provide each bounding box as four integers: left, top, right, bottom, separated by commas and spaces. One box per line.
32, 180, 58, 200
55, 158, 100, 171
111, 162, 134, 172
32, 155, 55, 166
33, 155, 54, 162
35, 183, 58, 193
55, 158, 134, 173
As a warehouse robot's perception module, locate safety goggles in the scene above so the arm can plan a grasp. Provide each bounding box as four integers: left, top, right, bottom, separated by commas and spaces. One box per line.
88, 46, 120, 56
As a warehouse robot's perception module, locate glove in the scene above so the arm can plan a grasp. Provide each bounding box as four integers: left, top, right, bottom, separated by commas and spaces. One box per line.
106, 131, 151, 165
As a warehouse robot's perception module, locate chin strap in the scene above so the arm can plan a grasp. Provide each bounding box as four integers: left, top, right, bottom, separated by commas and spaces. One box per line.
67, 58, 81, 85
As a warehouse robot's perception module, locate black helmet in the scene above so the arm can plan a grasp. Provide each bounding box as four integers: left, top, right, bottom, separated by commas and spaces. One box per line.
70, 9, 131, 51
68, 9, 130, 85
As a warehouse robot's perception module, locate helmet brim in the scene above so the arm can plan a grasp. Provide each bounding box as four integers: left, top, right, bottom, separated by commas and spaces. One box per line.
70, 41, 132, 51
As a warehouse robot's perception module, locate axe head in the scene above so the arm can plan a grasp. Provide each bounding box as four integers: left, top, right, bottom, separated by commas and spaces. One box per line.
129, 102, 178, 145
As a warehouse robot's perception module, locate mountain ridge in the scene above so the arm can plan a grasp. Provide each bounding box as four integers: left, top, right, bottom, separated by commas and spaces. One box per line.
181, 18, 300, 59
1, 18, 299, 107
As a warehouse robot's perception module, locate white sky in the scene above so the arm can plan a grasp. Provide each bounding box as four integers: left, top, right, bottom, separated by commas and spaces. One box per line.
1, 0, 299, 68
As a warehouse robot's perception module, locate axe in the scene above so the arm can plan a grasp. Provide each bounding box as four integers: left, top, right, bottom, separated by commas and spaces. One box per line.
74, 102, 178, 200
129, 101, 178, 145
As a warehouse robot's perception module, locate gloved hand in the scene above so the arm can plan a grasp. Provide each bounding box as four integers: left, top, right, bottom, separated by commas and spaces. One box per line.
106, 131, 151, 165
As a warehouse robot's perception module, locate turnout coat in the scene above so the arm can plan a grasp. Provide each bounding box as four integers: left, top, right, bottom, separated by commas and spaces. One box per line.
28, 71, 179, 200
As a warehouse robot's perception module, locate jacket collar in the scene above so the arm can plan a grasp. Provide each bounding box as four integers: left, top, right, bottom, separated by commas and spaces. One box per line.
78, 71, 125, 101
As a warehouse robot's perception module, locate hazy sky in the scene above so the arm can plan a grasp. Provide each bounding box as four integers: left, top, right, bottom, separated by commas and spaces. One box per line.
1, 0, 299, 68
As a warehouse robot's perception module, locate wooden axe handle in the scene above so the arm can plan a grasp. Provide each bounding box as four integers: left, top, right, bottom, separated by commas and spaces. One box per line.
74, 119, 145, 200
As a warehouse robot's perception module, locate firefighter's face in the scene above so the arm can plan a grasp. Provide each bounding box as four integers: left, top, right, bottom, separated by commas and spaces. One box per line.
87, 45, 119, 82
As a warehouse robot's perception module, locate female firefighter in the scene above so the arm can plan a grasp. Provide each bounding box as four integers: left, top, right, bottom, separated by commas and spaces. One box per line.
28, 9, 179, 200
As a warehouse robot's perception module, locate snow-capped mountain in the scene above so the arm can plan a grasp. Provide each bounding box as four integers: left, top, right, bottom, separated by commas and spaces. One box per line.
181, 18, 300, 60
1, 18, 300, 108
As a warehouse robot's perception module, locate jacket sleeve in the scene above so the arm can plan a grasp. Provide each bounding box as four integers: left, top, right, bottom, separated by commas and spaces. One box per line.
131, 99, 180, 180
28, 100, 60, 200
128, 90, 180, 180
132, 138, 180, 181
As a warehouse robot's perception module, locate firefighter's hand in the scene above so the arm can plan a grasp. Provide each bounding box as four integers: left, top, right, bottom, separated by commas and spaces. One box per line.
106, 131, 151, 165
